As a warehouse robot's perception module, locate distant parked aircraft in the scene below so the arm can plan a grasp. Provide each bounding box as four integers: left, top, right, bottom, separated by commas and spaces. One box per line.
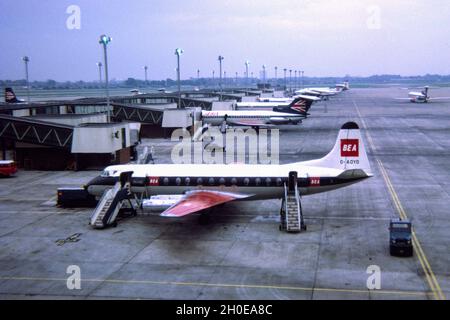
395, 86, 450, 103
201, 96, 317, 132
295, 83, 348, 100
4, 88, 26, 104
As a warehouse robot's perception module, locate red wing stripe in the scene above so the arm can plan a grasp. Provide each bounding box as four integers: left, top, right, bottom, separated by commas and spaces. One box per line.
161, 191, 250, 217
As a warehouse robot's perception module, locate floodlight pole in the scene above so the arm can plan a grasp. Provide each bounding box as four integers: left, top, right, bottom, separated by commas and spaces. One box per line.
218, 55, 224, 94
245, 61, 250, 86
175, 48, 183, 108
99, 35, 112, 122
97, 62, 103, 84
274, 66, 278, 86
23, 56, 30, 104
262, 65, 266, 83
289, 69, 292, 93
144, 65, 148, 84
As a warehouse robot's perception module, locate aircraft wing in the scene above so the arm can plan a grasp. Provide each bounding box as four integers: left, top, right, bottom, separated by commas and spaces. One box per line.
428, 97, 450, 101
160, 190, 253, 217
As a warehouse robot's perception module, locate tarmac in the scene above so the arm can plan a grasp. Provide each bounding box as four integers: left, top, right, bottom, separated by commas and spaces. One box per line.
0, 87, 449, 300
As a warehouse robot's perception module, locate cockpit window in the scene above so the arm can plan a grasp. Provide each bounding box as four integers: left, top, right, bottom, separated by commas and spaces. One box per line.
100, 170, 117, 177
101, 170, 110, 177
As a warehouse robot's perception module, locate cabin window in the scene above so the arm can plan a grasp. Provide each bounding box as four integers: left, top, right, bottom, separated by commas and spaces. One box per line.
244, 178, 250, 186
208, 178, 215, 185
265, 178, 272, 186
255, 178, 261, 186
276, 178, 283, 186
231, 178, 237, 185
185, 177, 191, 186
163, 178, 169, 186
197, 178, 203, 185
219, 178, 226, 185
175, 178, 181, 186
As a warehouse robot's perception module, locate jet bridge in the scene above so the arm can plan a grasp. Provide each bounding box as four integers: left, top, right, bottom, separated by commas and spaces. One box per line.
0, 113, 134, 170
111, 103, 167, 125
0, 114, 73, 148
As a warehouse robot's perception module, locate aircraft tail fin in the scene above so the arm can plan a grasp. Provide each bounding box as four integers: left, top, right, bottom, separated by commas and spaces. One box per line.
301, 122, 372, 176
272, 96, 318, 116
5, 87, 20, 103
423, 86, 429, 98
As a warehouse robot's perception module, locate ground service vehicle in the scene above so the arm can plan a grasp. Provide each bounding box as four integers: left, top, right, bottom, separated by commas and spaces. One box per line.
389, 219, 413, 257
0, 160, 17, 177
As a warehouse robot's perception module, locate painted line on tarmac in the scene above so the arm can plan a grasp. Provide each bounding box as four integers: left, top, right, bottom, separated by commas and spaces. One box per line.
0, 276, 428, 298
354, 100, 446, 300
377, 159, 445, 300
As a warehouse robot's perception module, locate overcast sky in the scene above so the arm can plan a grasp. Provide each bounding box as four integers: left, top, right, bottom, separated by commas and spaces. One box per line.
1, 0, 450, 81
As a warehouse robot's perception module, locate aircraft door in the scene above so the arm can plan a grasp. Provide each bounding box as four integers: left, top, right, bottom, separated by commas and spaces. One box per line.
288, 171, 298, 192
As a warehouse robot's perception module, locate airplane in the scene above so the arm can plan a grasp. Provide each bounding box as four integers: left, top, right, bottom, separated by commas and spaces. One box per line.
4, 88, 26, 104
395, 86, 450, 103
336, 81, 350, 91
236, 95, 320, 109
295, 87, 342, 100
86, 121, 373, 220
256, 97, 292, 103
157, 88, 173, 94
201, 96, 317, 132
129, 89, 143, 95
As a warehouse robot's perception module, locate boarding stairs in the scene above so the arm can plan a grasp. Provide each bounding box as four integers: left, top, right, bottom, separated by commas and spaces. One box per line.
90, 171, 136, 229
280, 171, 306, 233
137, 146, 155, 164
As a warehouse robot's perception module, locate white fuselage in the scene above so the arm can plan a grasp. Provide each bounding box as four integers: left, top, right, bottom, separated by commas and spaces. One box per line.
256, 97, 292, 103
296, 88, 339, 97
87, 163, 362, 201
408, 92, 427, 103
201, 110, 304, 126
237, 95, 317, 109
236, 101, 290, 109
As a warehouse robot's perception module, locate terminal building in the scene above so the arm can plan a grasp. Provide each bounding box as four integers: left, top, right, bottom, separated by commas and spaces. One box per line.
0, 88, 269, 170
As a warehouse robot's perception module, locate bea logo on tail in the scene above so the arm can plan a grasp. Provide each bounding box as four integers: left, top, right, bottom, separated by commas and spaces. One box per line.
341, 139, 359, 157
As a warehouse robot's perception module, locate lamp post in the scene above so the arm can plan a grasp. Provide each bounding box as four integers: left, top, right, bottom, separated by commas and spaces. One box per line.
301, 70, 304, 89
96, 62, 103, 84
174, 48, 183, 108
218, 55, 224, 93
235, 72, 238, 84
99, 34, 112, 122
294, 70, 297, 90
22, 56, 30, 104
224, 71, 227, 87
197, 69, 200, 82
262, 65, 266, 83
245, 61, 250, 86
283, 68, 287, 89
289, 69, 292, 92
144, 65, 148, 84
274, 66, 278, 86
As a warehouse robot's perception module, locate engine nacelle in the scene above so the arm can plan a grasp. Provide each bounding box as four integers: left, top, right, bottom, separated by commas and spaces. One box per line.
142, 195, 183, 212
269, 117, 292, 125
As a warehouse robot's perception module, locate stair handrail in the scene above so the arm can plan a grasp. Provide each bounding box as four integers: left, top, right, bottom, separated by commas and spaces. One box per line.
90, 182, 121, 225
283, 182, 289, 226
294, 182, 301, 225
